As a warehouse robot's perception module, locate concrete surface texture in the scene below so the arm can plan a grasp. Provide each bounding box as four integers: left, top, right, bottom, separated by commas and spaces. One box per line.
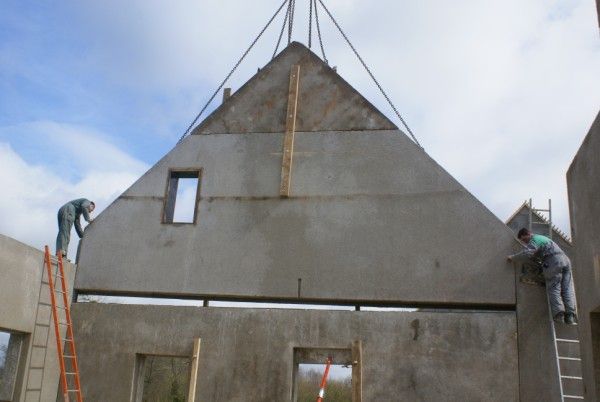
567, 110, 600, 401
68, 42, 571, 401
0, 234, 76, 402
71, 303, 519, 402
75, 44, 518, 306
193, 42, 396, 134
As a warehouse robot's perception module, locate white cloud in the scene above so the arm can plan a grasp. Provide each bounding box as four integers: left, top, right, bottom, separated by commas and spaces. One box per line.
61, 0, 600, 234
3, 1, 599, 240
0, 122, 148, 257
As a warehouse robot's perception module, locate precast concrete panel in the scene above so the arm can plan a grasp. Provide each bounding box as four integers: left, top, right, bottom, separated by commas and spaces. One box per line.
71, 303, 519, 402
193, 42, 397, 134
75, 131, 517, 305
568, 110, 600, 401
0, 234, 76, 402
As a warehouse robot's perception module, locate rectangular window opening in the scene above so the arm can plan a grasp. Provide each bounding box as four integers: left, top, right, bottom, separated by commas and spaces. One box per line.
0, 330, 24, 401
292, 348, 354, 402
133, 355, 192, 402
163, 170, 201, 224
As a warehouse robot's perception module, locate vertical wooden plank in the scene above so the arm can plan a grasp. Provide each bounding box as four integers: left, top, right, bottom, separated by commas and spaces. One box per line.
352, 340, 362, 402
187, 338, 201, 402
280, 65, 301, 197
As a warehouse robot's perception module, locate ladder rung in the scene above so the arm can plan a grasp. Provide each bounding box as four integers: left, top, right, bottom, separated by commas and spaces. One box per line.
561, 375, 583, 380
563, 395, 584, 400
556, 338, 580, 343
55, 290, 67, 294
65, 372, 77, 375
559, 356, 582, 361
67, 389, 81, 392
63, 355, 76, 358
59, 321, 71, 326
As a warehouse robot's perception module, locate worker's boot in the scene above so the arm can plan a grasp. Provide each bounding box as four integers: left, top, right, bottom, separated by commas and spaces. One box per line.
553, 312, 565, 324
565, 313, 578, 326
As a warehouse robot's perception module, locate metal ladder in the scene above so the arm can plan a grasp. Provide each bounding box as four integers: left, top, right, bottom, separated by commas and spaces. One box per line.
548, 293, 584, 400
530, 199, 584, 400
24, 246, 83, 402
23, 249, 57, 401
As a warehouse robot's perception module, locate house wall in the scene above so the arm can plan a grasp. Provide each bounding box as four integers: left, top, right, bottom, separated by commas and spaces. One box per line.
567, 110, 600, 401
75, 130, 517, 307
0, 234, 76, 402
71, 303, 519, 402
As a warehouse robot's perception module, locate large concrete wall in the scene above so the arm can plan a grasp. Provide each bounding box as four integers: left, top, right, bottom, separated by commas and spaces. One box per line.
75, 130, 517, 306
71, 303, 518, 402
0, 234, 76, 402
568, 110, 600, 401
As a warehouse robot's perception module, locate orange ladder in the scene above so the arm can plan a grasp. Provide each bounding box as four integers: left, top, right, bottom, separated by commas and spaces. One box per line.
43, 246, 83, 402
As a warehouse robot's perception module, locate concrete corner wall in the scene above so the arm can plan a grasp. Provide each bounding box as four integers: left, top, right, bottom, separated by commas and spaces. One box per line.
567, 110, 600, 401
71, 303, 518, 402
0, 234, 76, 402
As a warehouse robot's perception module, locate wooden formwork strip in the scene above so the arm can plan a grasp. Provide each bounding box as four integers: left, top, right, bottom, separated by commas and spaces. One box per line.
187, 338, 201, 402
352, 340, 362, 402
280, 65, 301, 197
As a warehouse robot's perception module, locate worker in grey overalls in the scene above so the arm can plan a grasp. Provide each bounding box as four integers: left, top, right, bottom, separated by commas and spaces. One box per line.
507, 228, 577, 325
56, 198, 95, 258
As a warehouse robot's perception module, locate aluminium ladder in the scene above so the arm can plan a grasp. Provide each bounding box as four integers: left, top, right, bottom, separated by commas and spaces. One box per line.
529, 199, 584, 400
24, 246, 83, 402
548, 292, 584, 401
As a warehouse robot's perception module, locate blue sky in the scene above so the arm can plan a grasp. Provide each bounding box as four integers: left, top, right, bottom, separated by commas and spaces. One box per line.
0, 0, 599, 255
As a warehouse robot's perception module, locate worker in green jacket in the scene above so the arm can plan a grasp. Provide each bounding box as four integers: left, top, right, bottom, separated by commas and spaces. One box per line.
56, 198, 95, 258
507, 228, 577, 325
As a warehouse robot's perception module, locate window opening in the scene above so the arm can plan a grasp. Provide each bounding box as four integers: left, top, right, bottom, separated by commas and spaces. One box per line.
293, 347, 354, 402
163, 170, 201, 224
134, 355, 191, 402
0, 330, 24, 401
296, 364, 351, 402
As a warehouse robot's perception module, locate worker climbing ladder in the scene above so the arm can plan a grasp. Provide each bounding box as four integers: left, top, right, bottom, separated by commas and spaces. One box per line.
529, 199, 584, 400
23, 246, 83, 402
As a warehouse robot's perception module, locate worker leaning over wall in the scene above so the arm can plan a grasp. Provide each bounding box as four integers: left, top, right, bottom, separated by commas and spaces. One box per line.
507, 228, 577, 325
56, 198, 95, 259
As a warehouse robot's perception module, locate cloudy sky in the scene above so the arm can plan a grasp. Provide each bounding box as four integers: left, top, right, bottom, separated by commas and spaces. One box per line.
0, 0, 599, 256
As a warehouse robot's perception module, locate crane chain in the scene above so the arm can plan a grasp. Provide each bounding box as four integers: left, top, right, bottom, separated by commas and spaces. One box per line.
317, 0, 420, 147
178, 0, 289, 143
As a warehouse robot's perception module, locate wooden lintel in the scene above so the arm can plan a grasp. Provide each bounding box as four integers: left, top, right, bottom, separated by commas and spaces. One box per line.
187, 338, 201, 401
280, 65, 301, 197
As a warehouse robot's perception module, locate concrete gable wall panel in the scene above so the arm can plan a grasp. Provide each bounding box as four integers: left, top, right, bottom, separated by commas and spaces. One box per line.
76, 130, 517, 305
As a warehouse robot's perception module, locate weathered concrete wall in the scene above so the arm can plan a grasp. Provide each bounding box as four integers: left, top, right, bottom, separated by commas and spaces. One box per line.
71, 303, 518, 402
75, 130, 517, 306
0, 234, 76, 402
567, 110, 600, 400
193, 42, 396, 134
